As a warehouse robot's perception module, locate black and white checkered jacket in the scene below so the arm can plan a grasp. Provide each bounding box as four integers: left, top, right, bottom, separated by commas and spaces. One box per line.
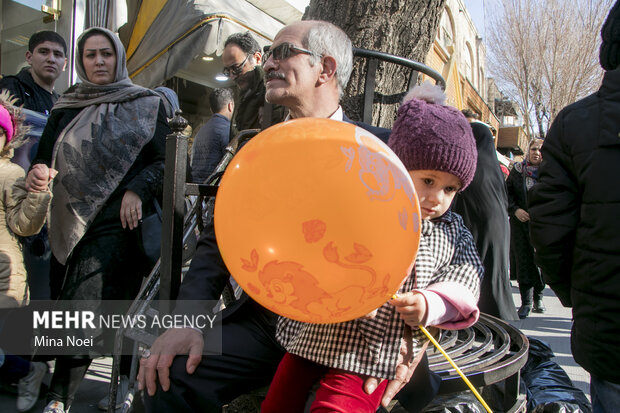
276, 210, 483, 379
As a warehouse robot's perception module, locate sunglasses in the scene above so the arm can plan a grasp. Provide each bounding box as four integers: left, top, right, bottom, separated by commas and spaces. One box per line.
223, 54, 251, 77
262, 43, 322, 66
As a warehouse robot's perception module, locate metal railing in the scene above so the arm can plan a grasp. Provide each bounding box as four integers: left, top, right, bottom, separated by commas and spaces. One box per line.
352, 47, 446, 125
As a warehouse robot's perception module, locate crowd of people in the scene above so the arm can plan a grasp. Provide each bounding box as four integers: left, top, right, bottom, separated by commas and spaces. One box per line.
0, 2, 619, 412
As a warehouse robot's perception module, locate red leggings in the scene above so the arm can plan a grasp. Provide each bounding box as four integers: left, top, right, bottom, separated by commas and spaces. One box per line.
262, 352, 388, 413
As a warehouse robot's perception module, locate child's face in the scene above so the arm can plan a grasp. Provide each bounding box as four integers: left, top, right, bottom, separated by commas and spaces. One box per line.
0, 128, 5, 149
409, 170, 462, 220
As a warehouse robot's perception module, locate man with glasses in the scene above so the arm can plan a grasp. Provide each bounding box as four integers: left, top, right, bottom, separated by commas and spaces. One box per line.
140, 20, 435, 413
221, 32, 286, 134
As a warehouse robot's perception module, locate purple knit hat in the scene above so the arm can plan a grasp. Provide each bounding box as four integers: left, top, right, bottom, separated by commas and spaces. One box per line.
388, 82, 477, 190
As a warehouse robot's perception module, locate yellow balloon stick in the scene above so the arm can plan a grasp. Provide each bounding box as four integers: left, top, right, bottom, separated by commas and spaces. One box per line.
391, 294, 492, 413
418, 324, 493, 413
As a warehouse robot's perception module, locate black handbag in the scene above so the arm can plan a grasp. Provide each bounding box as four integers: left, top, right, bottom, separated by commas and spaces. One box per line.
139, 198, 163, 266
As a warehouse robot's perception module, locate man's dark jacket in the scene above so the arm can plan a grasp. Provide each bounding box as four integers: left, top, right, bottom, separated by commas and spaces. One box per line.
0, 67, 58, 114
191, 113, 231, 183
230, 66, 286, 135
529, 67, 620, 384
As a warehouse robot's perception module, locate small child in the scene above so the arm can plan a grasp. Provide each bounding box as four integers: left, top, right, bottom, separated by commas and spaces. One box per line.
262, 83, 484, 413
0, 90, 55, 412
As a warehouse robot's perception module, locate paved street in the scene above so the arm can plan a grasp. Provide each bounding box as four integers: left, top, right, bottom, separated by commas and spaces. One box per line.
0, 281, 589, 412
507, 281, 590, 399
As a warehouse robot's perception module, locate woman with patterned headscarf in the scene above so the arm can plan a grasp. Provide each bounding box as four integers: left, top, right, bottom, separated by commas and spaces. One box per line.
26, 27, 170, 413
506, 138, 545, 319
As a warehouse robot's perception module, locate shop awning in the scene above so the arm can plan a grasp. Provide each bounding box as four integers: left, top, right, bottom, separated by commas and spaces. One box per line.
119, 0, 302, 88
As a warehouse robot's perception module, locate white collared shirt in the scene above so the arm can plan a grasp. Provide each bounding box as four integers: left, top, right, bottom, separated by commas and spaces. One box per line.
285, 106, 343, 122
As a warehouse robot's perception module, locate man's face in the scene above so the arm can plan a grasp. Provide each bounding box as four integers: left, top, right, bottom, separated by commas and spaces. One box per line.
222, 44, 257, 91
25, 41, 67, 84
263, 24, 321, 111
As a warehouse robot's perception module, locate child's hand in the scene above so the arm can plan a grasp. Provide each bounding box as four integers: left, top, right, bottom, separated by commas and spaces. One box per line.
25, 164, 57, 192
390, 292, 427, 327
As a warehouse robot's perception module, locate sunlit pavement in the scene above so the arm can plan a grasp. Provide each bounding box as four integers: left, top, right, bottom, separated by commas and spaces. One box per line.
508, 280, 590, 399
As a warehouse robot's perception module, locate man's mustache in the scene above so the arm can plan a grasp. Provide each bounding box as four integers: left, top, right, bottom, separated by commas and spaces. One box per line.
265, 71, 286, 81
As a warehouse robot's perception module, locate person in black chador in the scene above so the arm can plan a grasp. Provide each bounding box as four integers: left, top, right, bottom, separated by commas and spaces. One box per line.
453, 110, 518, 321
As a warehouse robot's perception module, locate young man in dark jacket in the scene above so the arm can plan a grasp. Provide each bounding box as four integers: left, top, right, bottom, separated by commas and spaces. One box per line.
0, 30, 67, 171
190, 88, 234, 183
529, 2, 620, 411
0, 30, 66, 116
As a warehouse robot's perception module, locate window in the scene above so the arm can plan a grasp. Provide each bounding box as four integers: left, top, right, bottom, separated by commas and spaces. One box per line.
439, 8, 454, 51
465, 42, 474, 83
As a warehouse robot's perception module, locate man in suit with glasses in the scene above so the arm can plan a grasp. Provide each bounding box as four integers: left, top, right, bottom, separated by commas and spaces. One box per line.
140, 20, 436, 413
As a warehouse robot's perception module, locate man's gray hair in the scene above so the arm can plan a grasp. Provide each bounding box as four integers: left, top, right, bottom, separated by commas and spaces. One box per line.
302, 21, 353, 98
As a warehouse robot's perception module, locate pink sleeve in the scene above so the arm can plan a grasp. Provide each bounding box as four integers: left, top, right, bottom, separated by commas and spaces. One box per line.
415, 281, 480, 330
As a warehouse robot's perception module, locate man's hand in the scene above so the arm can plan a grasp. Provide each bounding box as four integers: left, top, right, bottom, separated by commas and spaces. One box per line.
137, 328, 204, 396
25, 164, 57, 192
363, 329, 429, 408
390, 292, 427, 328
515, 208, 530, 222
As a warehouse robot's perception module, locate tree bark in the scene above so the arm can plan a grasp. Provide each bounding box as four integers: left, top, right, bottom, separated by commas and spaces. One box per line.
303, 0, 446, 128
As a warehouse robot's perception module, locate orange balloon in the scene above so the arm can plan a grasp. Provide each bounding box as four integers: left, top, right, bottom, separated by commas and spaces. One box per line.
214, 118, 421, 323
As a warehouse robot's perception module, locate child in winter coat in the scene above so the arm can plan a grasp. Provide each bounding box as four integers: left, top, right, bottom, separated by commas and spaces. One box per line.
0, 90, 55, 412
261, 83, 484, 413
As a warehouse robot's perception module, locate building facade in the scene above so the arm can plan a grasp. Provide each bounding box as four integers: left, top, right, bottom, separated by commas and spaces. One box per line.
488, 78, 529, 159
424, 0, 500, 141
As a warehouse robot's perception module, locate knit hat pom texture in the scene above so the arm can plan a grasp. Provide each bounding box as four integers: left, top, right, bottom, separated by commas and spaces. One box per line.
0, 90, 29, 150
388, 82, 477, 190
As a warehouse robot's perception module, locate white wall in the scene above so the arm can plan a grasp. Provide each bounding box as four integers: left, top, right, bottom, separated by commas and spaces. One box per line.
440, 0, 487, 96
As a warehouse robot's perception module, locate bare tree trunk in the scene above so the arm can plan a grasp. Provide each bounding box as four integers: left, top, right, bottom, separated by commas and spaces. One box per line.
303, 0, 446, 128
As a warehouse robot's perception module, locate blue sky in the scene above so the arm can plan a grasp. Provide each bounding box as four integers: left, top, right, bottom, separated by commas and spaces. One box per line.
464, 0, 487, 37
